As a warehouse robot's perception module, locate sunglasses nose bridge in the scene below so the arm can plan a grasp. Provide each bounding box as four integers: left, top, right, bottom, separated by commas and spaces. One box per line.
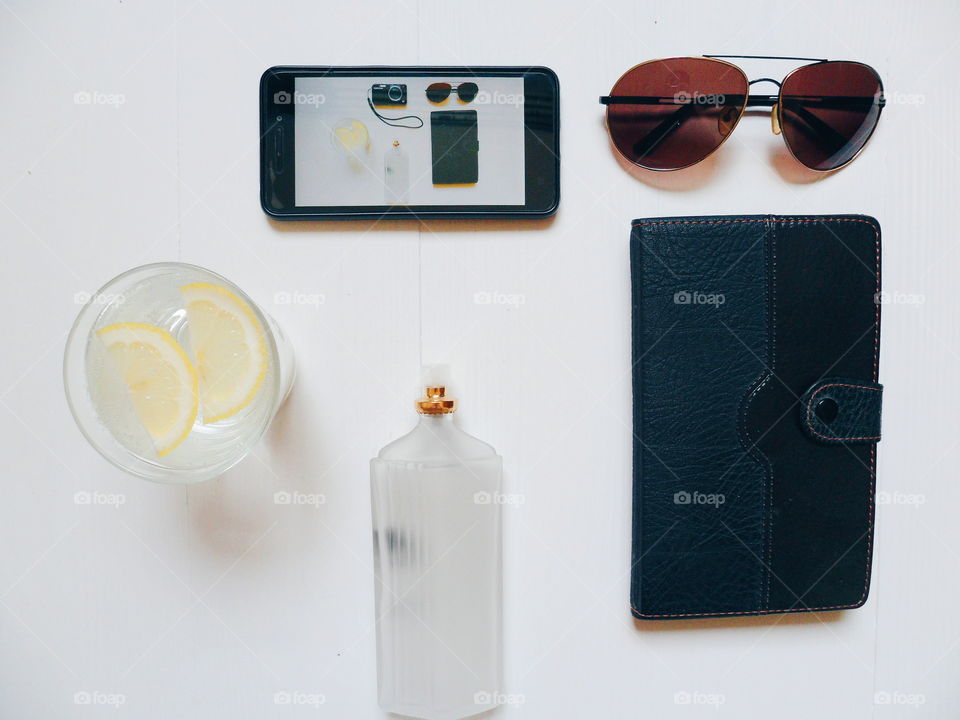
746, 78, 783, 136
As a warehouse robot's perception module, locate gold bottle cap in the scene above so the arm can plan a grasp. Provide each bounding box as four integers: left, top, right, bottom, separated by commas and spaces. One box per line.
416, 386, 457, 414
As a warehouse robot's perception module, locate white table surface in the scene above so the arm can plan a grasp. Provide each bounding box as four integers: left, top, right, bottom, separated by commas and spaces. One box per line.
1, 0, 957, 717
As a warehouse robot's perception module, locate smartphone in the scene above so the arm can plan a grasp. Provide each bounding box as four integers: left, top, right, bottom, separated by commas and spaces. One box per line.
260, 66, 560, 220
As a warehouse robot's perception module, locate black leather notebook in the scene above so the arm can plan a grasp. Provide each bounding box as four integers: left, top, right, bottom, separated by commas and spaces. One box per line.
430, 110, 479, 185
630, 215, 882, 619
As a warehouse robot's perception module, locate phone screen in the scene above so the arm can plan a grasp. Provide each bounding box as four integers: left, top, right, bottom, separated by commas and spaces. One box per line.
291, 75, 524, 207
261, 67, 559, 219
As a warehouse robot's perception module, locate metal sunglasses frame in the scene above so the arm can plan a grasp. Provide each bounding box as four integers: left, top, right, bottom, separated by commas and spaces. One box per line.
599, 55, 885, 172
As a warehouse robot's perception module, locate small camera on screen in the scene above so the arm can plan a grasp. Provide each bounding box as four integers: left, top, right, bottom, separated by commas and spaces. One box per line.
371, 83, 407, 106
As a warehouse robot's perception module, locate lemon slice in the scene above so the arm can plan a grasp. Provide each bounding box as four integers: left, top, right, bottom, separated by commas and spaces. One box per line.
180, 282, 268, 423
96, 322, 199, 456
333, 120, 369, 151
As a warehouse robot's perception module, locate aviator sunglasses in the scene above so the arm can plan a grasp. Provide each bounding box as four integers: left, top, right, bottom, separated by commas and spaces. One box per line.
599, 55, 885, 172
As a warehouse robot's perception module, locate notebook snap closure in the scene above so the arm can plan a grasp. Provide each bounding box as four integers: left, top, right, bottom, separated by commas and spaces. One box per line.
814, 397, 839, 424
800, 378, 882, 445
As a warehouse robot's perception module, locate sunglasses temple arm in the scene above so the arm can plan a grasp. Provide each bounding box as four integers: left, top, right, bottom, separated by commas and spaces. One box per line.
630, 103, 696, 158
780, 102, 850, 149
600, 95, 750, 105
778, 96, 885, 110
601, 95, 879, 108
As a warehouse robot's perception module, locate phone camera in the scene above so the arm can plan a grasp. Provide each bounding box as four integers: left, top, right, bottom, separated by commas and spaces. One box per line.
371, 83, 407, 106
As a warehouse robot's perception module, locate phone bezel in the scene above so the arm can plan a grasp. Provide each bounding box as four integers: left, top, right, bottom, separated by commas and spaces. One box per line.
259, 65, 560, 220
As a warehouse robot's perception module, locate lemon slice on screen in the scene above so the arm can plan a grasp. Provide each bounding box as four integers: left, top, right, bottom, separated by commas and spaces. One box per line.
96, 322, 199, 456
180, 282, 268, 424
333, 120, 369, 152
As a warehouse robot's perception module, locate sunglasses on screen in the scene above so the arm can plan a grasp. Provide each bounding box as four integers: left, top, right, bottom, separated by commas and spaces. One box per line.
599, 55, 885, 172
426, 82, 479, 104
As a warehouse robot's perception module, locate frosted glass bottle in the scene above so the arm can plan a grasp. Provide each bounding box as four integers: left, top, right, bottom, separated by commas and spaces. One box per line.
384, 139, 410, 204
370, 387, 502, 720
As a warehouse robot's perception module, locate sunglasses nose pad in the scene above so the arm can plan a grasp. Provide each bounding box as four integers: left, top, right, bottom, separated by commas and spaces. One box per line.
771, 102, 782, 135
718, 106, 739, 137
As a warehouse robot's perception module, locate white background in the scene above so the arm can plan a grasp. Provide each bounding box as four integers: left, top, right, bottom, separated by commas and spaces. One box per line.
0, 1, 956, 718
294, 75, 526, 206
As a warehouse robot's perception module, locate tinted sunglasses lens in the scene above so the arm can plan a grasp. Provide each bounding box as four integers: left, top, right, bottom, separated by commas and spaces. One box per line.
779, 61, 883, 171
426, 83, 452, 103
457, 82, 478, 103
605, 58, 748, 170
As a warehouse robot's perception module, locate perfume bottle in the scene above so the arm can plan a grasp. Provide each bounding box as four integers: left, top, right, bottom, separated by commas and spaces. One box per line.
370, 387, 503, 720
384, 139, 410, 204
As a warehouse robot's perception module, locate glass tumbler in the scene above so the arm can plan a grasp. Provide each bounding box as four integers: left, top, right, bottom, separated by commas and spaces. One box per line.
64, 262, 294, 483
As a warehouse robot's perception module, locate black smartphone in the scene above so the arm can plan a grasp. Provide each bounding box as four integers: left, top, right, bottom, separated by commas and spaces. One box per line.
260, 66, 559, 220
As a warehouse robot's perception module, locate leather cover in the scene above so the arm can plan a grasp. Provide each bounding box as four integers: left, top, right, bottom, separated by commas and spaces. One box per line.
430, 110, 479, 185
630, 215, 882, 619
